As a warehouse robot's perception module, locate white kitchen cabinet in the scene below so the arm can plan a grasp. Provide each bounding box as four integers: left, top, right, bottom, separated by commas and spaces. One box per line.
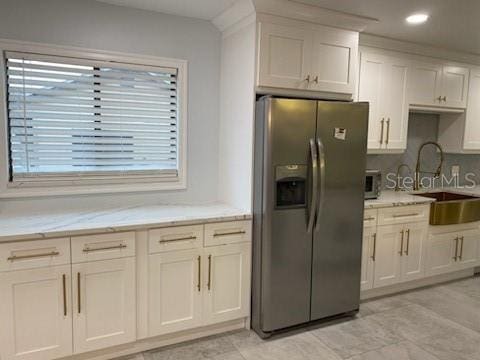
373, 224, 403, 287
438, 67, 480, 153
360, 225, 376, 291
426, 226, 480, 276
371, 215, 428, 288
426, 231, 460, 276
257, 21, 357, 94
72, 258, 136, 353
442, 66, 469, 108
0, 265, 72, 360
409, 61, 469, 109
309, 27, 358, 94
456, 229, 480, 269
202, 242, 251, 325
257, 22, 312, 90
463, 69, 480, 150
358, 51, 409, 151
400, 222, 427, 282
408, 61, 443, 107
148, 249, 203, 336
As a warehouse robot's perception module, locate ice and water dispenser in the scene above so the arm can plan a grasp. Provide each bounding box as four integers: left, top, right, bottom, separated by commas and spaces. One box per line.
275, 165, 307, 208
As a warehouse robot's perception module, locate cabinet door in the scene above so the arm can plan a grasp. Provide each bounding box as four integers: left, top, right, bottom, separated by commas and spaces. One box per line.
257, 22, 312, 89
361, 226, 376, 291
464, 69, 480, 149
383, 59, 409, 150
426, 232, 456, 276
203, 243, 251, 325
73, 258, 136, 353
400, 222, 427, 282
408, 61, 443, 107
373, 225, 403, 288
442, 66, 469, 108
358, 52, 385, 150
0, 265, 72, 360
148, 249, 202, 336
456, 229, 480, 269
310, 27, 357, 94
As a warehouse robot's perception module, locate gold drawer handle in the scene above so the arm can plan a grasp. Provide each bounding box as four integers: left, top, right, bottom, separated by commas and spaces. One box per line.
364, 217, 375, 221
392, 213, 419, 218
213, 230, 246, 237
8, 251, 60, 261
159, 236, 197, 243
83, 244, 127, 253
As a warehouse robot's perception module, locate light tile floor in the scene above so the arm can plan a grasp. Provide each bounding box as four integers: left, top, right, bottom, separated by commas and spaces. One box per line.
121, 275, 480, 360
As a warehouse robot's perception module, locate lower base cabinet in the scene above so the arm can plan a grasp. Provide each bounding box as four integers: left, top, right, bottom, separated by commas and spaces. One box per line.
148, 249, 203, 336
426, 228, 480, 276
361, 213, 428, 290
147, 242, 251, 337
73, 258, 136, 353
0, 265, 72, 360
203, 243, 251, 325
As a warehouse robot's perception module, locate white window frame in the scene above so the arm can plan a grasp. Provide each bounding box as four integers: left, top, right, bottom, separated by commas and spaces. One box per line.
0, 39, 188, 198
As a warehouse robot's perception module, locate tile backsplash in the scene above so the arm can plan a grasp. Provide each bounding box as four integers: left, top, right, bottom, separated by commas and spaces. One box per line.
366, 112, 480, 189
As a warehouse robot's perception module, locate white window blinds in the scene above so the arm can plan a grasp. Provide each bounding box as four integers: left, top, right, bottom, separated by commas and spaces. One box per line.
6, 51, 179, 181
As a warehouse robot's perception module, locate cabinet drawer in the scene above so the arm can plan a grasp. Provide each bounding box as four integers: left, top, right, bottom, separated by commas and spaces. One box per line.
71, 232, 135, 263
148, 225, 203, 254
363, 209, 377, 228
204, 221, 252, 247
378, 205, 429, 226
0, 238, 70, 272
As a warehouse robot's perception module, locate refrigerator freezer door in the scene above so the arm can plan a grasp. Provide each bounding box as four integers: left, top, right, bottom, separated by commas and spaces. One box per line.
310, 101, 368, 320
258, 98, 317, 332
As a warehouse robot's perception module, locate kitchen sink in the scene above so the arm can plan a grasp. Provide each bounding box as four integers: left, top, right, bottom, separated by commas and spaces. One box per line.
415, 191, 480, 225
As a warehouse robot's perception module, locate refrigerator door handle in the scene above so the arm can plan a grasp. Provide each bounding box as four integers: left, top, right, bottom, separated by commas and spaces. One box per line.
315, 137, 326, 231
307, 138, 318, 233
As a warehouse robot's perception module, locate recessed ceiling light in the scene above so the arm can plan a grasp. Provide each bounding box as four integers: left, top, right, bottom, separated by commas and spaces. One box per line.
406, 13, 429, 25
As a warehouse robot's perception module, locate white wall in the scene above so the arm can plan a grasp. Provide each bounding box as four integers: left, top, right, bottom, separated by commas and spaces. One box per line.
217, 19, 256, 212
0, 0, 221, 213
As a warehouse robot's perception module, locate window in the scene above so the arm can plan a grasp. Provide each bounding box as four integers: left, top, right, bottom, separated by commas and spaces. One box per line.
4, 51, 184, 187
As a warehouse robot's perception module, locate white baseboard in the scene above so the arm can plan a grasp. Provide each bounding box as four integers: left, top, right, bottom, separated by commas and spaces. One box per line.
360, 269, 475, 300
59, 318, 247, 360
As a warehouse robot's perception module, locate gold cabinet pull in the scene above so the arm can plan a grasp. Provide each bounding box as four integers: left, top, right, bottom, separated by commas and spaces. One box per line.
392, 213, 419, 218
83, 244, 126, 253
77, 272, 81, 314
405, 229, 410, 256
459, 236, 464, 260
213, 230, 246, 237
304, 75, 311, 83
159, 236, 196, 243
7, 251, 60, 261
399, 230, 405, 255
207, 255, 212, 291
62, 274, 67, 317
312, 75, 319, 84
197, 256, 201, 292
453, 237, 459, 261
364, 216, 375, 221
380, 118, 385, 144
386, 118, 390, 145
371, 233, 377, 261
442, 96, 447, 102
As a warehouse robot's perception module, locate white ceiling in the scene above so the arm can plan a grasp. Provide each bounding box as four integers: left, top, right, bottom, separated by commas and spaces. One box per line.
96, 0, 238, 20
295, 0, 480, 55
95, 0, 480, 55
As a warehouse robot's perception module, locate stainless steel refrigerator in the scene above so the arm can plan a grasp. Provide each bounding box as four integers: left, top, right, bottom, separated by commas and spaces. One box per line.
252, 96, 368, 338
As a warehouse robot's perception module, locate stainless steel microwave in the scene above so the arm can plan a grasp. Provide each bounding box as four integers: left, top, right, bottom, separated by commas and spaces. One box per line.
365, 170, 381, 199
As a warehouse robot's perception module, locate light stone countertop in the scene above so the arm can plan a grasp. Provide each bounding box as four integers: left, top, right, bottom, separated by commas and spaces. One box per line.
364, 190, 435, 209
0, 203, 251, 243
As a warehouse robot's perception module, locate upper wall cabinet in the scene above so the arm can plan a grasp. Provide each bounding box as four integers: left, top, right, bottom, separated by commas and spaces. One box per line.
257, 21, 358, 95
408, 61, 469, 109
438, 67, 480, 153
358, 51, 409, 152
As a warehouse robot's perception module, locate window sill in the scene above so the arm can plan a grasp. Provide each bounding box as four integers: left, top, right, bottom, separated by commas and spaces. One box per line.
0, 179, 186, 199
